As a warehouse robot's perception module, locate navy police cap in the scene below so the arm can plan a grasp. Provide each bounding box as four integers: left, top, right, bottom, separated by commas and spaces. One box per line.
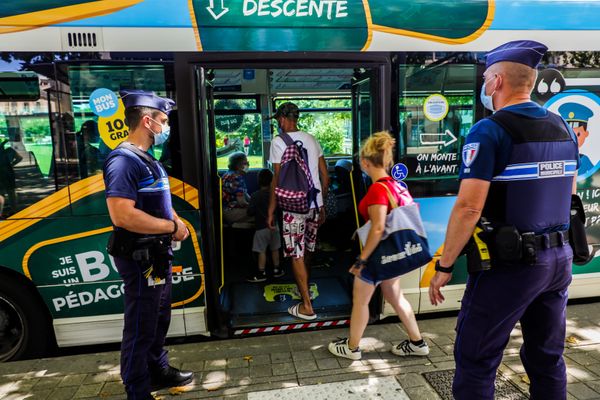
119, 89, 175, 114
485, 40, 548, 69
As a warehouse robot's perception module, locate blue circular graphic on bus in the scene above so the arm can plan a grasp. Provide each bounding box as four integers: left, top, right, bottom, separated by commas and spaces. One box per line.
89, 88, 119, 117
397, 180, 408, 190
391, 163, 408, 181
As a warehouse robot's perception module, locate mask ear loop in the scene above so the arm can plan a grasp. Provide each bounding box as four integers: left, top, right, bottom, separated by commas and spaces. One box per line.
488, 74, 498, 98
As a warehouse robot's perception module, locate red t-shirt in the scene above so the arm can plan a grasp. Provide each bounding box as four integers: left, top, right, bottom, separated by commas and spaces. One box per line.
358, 177, 413, 221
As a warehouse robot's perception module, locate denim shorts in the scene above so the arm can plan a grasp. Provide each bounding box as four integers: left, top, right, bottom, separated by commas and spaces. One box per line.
358, 260, 408, 286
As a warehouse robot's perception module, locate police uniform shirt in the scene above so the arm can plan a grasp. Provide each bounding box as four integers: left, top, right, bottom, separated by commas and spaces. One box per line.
459, 102, 579, 182
103, 147, 173, 223
460, 101, 579, 233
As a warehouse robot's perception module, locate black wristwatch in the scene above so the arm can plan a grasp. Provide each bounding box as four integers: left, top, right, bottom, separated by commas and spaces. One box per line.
435, 259, 454, 273
171, 220, 178, 235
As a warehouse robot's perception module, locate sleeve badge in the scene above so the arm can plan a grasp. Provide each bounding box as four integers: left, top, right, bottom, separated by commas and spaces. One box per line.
462, 143, 480, 167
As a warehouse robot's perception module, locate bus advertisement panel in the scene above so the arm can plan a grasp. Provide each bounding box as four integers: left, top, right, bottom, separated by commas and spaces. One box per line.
0, 0, 600, 361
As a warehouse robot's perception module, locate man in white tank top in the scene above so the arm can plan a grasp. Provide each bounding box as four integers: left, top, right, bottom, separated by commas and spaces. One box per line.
267, 102, 329, 320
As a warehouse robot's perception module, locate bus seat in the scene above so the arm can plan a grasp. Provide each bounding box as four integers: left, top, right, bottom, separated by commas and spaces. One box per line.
334, 159, 352, 193
243, 169, 260, 195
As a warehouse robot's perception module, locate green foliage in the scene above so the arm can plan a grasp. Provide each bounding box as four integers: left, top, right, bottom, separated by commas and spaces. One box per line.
213, 98, 352, 160
298, 112, 349, 154
16, 117, 51, 143
214, 113, 261, 155
552, 52, 600, 68
277, 98, 352, 155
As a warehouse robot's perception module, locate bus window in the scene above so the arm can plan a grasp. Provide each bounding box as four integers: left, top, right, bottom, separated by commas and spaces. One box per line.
213, 95, 262, 170
66, 64, 174, 182
274, 98, 353, 157
398, 60, 477, 197
0, 64, 59, 217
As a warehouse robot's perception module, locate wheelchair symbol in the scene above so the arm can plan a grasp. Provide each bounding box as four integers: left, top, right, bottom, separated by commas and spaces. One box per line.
391, 163, 408, 181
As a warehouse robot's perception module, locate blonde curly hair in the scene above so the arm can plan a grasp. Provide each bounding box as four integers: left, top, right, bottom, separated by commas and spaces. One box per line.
359, 131, 396, 170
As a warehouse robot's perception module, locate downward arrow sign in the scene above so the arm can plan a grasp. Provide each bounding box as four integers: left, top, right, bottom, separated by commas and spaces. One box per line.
207, 0, 229, 20
419, 130, 458, 147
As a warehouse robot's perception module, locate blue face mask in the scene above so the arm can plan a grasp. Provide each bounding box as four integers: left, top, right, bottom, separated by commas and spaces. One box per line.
154, 126, 170, 146
277, 126, 284, 135
149, 117, 170, 146
480, 75, 497, 112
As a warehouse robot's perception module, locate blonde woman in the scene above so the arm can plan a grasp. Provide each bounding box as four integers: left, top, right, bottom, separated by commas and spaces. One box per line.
328, 131, 429, 360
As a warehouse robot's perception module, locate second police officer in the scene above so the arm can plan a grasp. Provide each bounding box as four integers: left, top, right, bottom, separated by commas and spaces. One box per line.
429, 41, 579, 399
103, 90, 194, 400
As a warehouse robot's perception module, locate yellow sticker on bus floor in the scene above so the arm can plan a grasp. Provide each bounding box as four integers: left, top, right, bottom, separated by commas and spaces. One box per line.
264, 283, 319, 303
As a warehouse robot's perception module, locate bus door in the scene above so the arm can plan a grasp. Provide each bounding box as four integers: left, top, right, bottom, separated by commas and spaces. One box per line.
196, 64, 389, 333
351, 69, 380, 199
192, 66, 229, 335
396, 57, 479, 313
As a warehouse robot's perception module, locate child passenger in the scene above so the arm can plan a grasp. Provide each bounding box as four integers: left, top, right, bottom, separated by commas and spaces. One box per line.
247, 169, 284, 282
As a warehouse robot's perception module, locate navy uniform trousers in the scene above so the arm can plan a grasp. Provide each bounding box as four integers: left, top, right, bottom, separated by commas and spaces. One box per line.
115, 257, 172, 399
453, 243, 573, 400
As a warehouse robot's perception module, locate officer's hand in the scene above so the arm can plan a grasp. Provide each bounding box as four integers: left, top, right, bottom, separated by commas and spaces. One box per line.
429, 271, 452, 306
173, 219, 188, 242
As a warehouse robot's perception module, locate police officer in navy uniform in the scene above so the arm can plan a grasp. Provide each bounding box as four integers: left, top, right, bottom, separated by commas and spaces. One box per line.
103, 90, 193, 400
428, 41, 579, 399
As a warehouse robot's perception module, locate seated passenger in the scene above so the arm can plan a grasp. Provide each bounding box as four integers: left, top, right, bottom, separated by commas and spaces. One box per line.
247, 169, 283, 282
222, 152, 253, 225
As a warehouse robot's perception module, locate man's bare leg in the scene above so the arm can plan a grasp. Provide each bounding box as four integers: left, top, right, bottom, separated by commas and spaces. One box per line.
291, 256, 314, 315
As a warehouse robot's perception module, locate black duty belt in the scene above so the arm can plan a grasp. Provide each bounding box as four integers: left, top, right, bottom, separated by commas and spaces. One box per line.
531, 230, 568, 249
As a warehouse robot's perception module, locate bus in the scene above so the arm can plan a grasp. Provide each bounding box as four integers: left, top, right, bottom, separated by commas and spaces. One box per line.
1, 0, 600, 361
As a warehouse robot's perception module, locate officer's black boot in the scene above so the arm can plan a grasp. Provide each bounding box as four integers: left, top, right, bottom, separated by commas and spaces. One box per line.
150, 365, 194, 389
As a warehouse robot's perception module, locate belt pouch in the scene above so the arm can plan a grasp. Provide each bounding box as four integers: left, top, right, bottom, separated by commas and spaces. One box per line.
493, 225, 522, 262
521, 232, 537, 265
569, 194, 591, 265
107, 229, 139, 259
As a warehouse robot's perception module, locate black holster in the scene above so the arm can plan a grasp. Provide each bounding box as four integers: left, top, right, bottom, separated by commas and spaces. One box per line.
107, 229, 141, 259
569, 194, 591, 265
107, 230, 173, 279
464, 222, 538, 271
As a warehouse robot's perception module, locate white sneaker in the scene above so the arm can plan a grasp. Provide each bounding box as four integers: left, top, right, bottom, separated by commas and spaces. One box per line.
391, 339, 430, 357
328, 338, 361, 360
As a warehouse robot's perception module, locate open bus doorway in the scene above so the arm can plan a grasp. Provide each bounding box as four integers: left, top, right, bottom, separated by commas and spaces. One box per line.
196, 65, 387, 332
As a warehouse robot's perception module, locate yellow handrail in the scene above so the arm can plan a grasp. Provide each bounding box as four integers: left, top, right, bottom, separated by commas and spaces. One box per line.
349, 166, 363, 252
218, 177, 225, 294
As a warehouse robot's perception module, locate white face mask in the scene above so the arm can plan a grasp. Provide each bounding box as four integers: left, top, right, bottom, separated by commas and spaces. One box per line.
480, 75, 497, 112
148, 117, 170, 146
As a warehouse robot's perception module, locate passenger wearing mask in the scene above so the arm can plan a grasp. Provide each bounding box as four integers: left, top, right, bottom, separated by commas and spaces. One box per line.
222, 152, 253, 224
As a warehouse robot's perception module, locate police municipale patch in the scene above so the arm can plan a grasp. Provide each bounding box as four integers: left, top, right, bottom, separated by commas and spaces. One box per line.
462, 143, 480, 167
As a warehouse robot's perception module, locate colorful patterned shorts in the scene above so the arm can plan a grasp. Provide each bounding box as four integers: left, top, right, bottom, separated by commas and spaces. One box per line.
282, 209, 319, 259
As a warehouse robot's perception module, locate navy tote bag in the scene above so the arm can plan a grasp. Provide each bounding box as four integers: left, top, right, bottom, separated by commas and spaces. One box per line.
356, 183, 432, 280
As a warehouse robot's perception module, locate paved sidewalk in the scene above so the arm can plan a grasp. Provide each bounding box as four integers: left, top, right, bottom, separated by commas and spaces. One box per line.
2, 303, 600, 399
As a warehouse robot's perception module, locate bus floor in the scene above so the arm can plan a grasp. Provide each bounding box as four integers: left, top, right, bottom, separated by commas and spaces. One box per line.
221, 229, 355, 328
